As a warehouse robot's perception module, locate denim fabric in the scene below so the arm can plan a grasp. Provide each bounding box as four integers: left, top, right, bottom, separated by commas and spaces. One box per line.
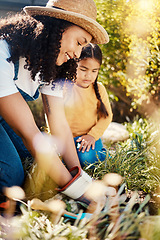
13, 60, 19, 81
0, 119, 32, 160
13, 60, 40, 102
0, 61, 35, 193
0, 123, 24, 193
18, 88, 39, 101
74, 136, 107, 168
0, 59, 34, 160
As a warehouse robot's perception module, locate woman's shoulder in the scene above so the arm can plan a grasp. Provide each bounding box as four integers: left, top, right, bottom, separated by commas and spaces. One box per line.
0, 39, 9, 50
0, 39, 10, 57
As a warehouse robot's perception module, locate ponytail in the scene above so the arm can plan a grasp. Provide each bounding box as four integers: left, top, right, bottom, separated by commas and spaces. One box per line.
93, 78, 108, 118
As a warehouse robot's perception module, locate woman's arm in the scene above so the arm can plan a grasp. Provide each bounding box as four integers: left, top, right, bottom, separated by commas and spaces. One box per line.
42, 93, 81, 170
0, 92, 39, 156
0, 92, 73, 187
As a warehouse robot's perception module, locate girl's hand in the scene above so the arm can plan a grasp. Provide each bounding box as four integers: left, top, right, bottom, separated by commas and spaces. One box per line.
76, 135, 95, 153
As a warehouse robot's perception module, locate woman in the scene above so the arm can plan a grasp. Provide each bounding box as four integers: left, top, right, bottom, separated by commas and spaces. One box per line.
64, 44, 113, 168
0, 0, 109, 206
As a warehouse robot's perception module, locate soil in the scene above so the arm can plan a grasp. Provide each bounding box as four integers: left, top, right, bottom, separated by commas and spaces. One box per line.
126, 190, 160, 215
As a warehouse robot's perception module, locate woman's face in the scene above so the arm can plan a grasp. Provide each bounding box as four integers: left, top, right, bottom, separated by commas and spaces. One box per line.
56, 25, 92, 66
76, 58, 100, 88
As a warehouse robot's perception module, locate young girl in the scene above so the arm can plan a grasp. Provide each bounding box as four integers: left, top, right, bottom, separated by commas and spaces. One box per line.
64, 43, 113, 168
0, 0, 109, 206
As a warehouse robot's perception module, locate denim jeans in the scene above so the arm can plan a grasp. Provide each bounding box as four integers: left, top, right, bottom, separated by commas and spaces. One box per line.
0, 119, 31, 193
0, 61, 39, 195
74, 136, 107, 168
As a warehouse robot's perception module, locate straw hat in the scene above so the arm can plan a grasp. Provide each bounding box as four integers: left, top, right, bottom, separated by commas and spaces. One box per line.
23, 0, 109, 44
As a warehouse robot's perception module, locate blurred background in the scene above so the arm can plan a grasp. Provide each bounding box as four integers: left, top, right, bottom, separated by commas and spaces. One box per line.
0, 0, 47, 17
0, 0, 160, 126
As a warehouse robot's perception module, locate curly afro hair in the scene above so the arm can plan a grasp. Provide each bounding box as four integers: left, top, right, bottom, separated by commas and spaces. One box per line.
0, 12, 77, 83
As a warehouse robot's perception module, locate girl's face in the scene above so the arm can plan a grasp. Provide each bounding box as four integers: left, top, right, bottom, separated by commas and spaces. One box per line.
56, 25, 92, 66
76, 58, 100, 88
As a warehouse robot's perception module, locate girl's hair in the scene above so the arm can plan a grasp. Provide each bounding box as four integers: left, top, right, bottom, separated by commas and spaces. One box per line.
79, 43, 108, 117
0, 13, 77, 83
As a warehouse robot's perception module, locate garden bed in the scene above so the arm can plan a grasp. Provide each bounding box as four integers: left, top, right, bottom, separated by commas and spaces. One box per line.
1, 118, 160, 239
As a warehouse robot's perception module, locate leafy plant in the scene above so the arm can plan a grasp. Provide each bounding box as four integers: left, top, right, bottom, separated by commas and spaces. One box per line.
95, 0, 160, 119
0, 184, 150, 240
85, 118, 160, 193
139, 216, 160, 240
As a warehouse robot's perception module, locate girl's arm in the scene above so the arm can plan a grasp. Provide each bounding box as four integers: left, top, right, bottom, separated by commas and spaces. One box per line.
76, 84, 112, 152
76, 83, 112, 153
42, 93, 81, 170
0, 92, 72, 187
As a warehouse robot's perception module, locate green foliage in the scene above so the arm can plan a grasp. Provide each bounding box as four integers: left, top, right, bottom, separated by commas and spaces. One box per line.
0, 207, 88, 239
97, 192, 150, 239
85, 118, 160, 193
95, 0, 160, 113
0, 187, 150, 240
125, 117, 150, 140
139, 216, 160, 240
95, 0, 129, 87
28, 97, 46, 130
1, 115, 160, 239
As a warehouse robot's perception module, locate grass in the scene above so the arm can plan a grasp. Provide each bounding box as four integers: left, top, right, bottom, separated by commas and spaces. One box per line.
1, 117, 160, 239
85, 117, 160, 194
0, 184, 151, 240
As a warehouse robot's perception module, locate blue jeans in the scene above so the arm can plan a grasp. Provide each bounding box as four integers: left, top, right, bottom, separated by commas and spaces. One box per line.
0, 119, 31, 193
74, 136, 107, 168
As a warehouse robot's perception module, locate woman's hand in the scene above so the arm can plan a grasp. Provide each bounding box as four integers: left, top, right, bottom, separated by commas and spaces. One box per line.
76, 134, 95, 153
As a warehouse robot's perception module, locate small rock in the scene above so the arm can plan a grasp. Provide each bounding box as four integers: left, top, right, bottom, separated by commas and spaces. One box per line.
102, 122, 129, 143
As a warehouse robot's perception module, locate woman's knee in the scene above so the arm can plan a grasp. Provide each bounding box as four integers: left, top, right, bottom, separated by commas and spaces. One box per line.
0, 164, 24, 193
0, 124, 25, 192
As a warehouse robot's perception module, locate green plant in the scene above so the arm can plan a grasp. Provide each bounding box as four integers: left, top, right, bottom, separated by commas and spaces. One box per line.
95, 191, 150, 240
85, 118, 160, 193
94, 0, 160, 119
139, 216, 160, 240
0, 184, 150, 240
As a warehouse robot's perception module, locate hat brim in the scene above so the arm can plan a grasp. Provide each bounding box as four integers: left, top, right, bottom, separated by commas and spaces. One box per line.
23, 6, 109, 44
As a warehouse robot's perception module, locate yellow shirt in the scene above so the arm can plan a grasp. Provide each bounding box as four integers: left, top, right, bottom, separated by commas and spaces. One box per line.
63, 82, 113, 141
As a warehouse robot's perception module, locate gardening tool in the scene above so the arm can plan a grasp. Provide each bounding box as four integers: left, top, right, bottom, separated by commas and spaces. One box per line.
30, 198, 92, 220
